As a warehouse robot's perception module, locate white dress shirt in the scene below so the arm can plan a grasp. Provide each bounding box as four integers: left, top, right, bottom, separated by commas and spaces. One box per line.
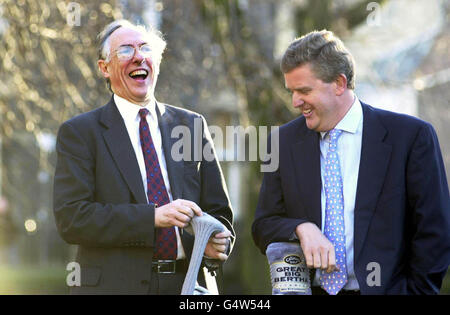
313, 97, 363, 290
114, 94, 186, 259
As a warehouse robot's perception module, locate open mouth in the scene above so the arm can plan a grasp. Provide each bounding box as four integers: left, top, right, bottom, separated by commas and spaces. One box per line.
129, 69, 149, 81
303, 108, 312, 117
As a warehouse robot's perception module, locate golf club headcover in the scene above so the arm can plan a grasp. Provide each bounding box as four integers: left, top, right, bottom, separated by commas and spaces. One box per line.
182, 213, 225, 295
266, 242, 312, 295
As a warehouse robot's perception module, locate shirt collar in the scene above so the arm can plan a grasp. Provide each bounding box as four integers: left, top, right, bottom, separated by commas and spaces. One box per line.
320, 96, 362, 139
113, 94, 159, 123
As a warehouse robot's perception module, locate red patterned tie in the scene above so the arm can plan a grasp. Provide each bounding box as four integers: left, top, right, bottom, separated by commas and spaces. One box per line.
138, 108, 177, 259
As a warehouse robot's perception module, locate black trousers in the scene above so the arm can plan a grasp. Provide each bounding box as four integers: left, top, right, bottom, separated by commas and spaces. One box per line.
149, 260, 188, 295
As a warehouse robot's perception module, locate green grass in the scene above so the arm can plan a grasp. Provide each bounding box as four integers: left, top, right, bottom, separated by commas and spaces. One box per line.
440, 268, 450, 295
0, 264, 68, 295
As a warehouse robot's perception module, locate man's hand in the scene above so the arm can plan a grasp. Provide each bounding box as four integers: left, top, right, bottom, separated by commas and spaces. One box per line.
155, 199, 202, 228
295, 222, 338, 273
204, 229, 232, 261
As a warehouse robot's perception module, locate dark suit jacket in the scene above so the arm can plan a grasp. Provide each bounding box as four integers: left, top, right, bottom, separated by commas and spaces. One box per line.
53, 97, 234, 294
252, 102, 450, 295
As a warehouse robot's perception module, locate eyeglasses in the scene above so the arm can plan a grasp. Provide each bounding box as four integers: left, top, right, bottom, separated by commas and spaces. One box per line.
112, 44, 153, 61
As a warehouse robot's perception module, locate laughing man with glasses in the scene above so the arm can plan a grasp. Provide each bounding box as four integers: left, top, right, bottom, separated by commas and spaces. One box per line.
53, 20, 235, 295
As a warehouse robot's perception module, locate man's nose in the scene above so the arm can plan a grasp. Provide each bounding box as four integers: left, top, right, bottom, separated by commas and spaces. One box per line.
293, 93, 304, 106
133, 48, 146, 64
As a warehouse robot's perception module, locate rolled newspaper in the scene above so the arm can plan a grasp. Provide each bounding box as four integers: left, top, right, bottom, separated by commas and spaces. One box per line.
266, 242, 311, 295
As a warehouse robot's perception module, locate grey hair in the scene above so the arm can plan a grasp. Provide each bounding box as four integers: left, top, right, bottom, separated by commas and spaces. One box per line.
97, 20, 167, 90
281, 30, 355, 90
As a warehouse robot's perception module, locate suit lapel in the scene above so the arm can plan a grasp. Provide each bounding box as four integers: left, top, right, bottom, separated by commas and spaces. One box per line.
291, 124, 322, 227
354, 103, 392, 261
100, 98, 147, 204
156, 103, 184, 200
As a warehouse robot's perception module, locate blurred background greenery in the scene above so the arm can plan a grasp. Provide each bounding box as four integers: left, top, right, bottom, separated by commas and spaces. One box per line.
0, 0, 449, 294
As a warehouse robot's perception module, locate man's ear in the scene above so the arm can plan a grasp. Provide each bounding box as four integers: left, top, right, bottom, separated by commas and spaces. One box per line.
335, 74, 347, 96
98, 60, 110, 79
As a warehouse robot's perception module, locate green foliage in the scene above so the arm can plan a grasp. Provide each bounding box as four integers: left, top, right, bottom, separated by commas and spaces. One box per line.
0, 264, 67, 294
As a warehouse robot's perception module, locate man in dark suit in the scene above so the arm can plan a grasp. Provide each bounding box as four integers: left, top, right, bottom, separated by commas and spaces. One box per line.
53, 20, 234, 294
252, 30, 450, 295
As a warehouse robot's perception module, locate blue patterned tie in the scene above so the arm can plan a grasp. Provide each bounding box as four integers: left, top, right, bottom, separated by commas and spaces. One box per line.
320, 129, 348, 295
139, 108, 177, 259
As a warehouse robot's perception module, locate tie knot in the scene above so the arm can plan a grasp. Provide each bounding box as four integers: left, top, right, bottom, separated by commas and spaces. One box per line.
139, 108, 149, 118
328, 129, 343, 144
